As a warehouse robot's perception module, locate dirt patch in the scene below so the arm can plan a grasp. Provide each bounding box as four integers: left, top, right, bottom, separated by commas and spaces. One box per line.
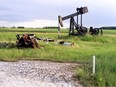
0, 61, 82, 87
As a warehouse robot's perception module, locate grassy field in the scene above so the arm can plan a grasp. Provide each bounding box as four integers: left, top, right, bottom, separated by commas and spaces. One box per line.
0, 28, 116, 86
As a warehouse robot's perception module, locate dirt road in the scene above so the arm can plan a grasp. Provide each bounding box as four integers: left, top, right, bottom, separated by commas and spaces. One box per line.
0, 61, 82, 87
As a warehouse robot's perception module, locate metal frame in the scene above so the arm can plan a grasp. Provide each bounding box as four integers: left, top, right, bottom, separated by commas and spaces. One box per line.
58, 7, 88, 36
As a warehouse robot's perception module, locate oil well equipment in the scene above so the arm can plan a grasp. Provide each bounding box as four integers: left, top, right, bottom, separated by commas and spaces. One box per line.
58, 7, 88, 36
58, 7, 103, 36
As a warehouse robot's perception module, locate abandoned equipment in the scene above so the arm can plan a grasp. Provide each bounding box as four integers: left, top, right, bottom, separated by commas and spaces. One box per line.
16, 34, 39, 48
58, 7, 88, 36
89, 27, 103, 35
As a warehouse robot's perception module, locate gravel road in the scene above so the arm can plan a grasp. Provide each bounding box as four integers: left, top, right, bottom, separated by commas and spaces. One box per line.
0, 61, 82, 87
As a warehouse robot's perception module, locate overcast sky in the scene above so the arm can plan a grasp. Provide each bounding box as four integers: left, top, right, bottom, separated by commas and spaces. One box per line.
0, 0, 116, 28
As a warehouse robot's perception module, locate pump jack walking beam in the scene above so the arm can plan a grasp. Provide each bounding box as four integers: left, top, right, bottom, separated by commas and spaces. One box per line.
58, 7, 88, 27
58, 7, 88, 36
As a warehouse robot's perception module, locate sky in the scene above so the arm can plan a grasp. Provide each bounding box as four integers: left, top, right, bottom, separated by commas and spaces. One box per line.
0, 0, 116, 28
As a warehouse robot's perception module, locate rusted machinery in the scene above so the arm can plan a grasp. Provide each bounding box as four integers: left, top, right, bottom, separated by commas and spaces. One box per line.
16, 34, 39, 48
89, 27, 103, 35
58, 7, 88, 36
58, 7, 103, 36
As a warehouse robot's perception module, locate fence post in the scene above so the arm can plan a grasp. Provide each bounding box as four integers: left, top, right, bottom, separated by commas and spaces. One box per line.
93, 56, 96, 74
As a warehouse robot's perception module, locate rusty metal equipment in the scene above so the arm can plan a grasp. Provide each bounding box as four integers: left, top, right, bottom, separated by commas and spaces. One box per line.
89, 27, 103, 35
58, 7, 88, 36
16, 34, 39, 48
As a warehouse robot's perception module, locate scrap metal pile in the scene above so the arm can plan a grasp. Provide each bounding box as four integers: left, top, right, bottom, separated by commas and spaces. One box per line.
16, 34, 39, 48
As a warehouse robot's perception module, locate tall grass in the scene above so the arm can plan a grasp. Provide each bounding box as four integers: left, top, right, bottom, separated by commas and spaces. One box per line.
0, 28, 116, 86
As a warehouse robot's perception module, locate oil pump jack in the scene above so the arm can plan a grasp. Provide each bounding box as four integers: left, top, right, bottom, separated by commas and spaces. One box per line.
58, 7, 88, 36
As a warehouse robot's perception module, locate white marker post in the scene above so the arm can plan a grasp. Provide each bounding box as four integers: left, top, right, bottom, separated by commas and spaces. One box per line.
93, 56, 96, 74
46, 38, 49, 44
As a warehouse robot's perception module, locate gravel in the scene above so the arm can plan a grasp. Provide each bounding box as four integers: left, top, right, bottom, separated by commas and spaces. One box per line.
0, 61, 83, 87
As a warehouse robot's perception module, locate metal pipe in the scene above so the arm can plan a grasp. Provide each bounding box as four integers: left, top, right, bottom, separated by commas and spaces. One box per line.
80, 14, 83, 27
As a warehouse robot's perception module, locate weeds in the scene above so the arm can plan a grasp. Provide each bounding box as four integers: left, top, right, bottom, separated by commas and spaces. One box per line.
0, 28, 116, 86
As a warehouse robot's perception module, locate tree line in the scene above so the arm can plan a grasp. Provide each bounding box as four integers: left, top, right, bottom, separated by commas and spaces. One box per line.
100, 26, 116, 30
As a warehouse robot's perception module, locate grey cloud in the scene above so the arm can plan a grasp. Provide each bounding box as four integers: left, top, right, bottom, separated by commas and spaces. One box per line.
0, 0, 116, 27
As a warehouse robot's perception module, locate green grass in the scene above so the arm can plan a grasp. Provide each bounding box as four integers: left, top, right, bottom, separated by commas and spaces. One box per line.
0, 28, 116, 86
103, 30, 116, 35
0, 28, 68, 33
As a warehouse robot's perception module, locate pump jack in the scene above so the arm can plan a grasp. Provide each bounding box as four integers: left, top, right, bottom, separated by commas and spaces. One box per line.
58, 7, 88, 36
